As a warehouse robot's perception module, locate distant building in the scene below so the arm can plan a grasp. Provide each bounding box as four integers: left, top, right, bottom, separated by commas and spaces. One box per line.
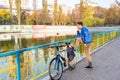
0, 5, 6, 9
48, 4, 72, 16
115, 0, 120, 6
60, 4, 72, 15
75, 1, 98, 7
88, 2, 98, 7
48, 4, 54, 15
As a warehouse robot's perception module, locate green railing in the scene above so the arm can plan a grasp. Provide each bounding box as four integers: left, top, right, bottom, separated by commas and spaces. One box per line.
0, 30, 120, 80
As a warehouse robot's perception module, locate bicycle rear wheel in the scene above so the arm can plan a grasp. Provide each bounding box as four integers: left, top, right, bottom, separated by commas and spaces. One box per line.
49, 58, 63, 80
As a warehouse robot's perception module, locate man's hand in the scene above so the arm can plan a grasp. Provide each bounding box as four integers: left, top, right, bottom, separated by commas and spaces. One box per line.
77, 38, 81, 40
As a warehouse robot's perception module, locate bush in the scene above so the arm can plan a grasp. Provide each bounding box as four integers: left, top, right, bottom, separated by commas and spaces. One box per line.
83, 17, 104, 27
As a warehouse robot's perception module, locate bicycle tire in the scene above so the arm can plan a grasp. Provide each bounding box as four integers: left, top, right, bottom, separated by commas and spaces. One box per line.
48, 58, 63, 80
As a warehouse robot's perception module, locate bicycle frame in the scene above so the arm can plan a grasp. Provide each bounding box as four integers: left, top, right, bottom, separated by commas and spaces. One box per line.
55, 54, 61, 70
55, 53, 66, 70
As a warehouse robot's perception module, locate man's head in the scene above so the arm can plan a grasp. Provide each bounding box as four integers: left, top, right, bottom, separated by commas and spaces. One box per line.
77, 21, 83, 30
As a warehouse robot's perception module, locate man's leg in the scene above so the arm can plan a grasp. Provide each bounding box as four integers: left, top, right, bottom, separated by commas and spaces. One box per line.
74, 39, 80, 49
74, 39, 83, 49
84, 44, 93, 68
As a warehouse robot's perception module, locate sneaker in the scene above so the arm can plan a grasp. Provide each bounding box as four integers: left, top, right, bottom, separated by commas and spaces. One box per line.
85, 65, 93, 68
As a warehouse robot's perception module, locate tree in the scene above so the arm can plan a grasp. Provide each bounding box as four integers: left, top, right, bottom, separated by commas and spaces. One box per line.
64, 15, 71, 25
93, 6, 107, 19
58, 5, 62, 25
32, 0, 37, 24
82, 6, 104, 27
12, 15, 18, 24
15, 0, 21, 25
71, 9, 77, 25
105, 6, 120, 26
0, 9, 11, 24
41, 0, 51, 24
9, 0, 13, 24
33, 0, 37, 11
82, 6, 94, 26
84, 6, 94, 18
53, 0, 59, 25
79, 0, 86, 19
26, 14, 34, 25
73, 0, 86, 24
21, 11, 26, 25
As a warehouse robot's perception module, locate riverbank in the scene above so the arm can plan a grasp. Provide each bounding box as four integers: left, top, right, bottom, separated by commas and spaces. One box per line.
0, 25, 120, 33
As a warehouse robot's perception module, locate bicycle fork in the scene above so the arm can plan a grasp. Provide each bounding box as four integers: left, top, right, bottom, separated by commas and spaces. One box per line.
55, 55, 61, 70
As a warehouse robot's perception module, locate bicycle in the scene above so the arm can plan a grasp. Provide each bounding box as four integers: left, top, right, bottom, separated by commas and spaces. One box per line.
48, 42, 77, 80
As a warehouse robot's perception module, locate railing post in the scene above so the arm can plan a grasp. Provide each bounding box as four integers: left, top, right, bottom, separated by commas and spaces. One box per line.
115, 31, 117, 38
102, 33, 104, 44
97, 35, 99, 47
108, 32, 109, 42
76, 48, 80, 60
16, 52, 21, 80
117, 31, 118, 38
109, 32, 111, 41
56, 42, 59, 52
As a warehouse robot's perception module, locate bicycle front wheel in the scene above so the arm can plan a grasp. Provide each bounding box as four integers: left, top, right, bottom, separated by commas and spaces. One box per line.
48, 58, 63, 80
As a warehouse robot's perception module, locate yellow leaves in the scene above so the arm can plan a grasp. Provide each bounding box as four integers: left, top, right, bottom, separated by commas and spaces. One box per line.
83, 17, 104, 27
0, 9, 9, 16
84, 6, 94, 18
0, 9, 10, 24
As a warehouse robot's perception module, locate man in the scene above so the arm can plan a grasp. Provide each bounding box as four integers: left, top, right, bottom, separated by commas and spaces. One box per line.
75, 21, 93, 68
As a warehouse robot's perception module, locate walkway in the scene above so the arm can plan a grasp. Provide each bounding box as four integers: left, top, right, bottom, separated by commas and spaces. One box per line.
61, 38, 120, 80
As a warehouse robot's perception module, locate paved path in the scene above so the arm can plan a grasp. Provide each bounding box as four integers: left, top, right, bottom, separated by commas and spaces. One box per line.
61, 38, 120, 80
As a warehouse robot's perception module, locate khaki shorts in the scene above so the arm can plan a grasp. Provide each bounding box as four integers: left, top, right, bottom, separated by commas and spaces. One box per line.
84, 44, 91, 52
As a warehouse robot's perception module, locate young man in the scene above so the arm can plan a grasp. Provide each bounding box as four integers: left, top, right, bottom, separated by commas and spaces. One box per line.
75, 21, 93, 68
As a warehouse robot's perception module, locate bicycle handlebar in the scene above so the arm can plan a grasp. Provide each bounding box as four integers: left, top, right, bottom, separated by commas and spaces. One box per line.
48, 44, 66, 48
57, 50, 66, 53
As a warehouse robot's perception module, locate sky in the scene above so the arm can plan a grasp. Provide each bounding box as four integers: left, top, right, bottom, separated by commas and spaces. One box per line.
47, 0, 115, 8
0, 0, 117, 9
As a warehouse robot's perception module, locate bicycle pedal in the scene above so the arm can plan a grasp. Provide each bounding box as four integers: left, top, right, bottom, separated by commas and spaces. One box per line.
69, 67, 73, 71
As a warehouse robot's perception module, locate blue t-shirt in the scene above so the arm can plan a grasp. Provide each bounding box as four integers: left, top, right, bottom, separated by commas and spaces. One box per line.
77, 26, 92, 44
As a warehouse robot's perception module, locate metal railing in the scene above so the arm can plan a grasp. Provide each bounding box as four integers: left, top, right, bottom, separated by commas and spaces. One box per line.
0, 30, 120, 80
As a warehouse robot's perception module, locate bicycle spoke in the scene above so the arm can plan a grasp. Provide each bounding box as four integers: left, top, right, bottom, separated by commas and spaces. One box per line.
49, 58, 63, 80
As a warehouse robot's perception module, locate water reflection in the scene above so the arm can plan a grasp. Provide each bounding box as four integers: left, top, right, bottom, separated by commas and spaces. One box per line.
19, 47, 58, 79
0, 32, 76, 53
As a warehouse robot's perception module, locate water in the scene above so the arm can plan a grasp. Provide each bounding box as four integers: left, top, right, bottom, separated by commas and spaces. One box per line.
0, 32, 76, 53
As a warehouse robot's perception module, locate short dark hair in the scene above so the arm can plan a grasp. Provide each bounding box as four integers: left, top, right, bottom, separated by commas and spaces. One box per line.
77, 21, 83, 26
